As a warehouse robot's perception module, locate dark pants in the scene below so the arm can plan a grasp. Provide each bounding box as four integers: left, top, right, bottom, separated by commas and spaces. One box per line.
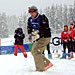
43, 43, 51, 54
63, 41, 69, 53
68, 40, 73, 52
73, 41, 75, 52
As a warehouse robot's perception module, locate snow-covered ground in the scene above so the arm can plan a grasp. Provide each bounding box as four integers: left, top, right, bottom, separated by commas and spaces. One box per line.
0, 52, 75, 75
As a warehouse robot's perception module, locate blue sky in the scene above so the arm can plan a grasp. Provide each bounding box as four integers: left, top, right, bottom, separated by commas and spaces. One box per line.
0, 0, 75, 16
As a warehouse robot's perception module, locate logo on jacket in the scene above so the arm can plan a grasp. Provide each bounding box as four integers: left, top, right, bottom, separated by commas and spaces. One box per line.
30, 19, 33, 22
42, 21, 46, 24
64, 32, 67, 34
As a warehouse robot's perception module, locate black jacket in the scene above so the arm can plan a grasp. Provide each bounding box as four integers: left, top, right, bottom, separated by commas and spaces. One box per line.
14, 32, 25, 45
27, 14, 51, 38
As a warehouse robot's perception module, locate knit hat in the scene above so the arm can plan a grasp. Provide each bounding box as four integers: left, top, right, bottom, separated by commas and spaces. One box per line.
70, 23, 73, 25
28, 6, 38, 13
15, 28, 23, 33
64, 25, 68, 27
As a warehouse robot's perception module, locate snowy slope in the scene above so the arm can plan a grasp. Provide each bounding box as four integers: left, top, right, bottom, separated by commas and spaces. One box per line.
0, 52, 75, 75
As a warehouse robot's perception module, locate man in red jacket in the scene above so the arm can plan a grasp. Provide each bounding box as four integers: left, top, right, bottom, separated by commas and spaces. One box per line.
61, 25, 70, 59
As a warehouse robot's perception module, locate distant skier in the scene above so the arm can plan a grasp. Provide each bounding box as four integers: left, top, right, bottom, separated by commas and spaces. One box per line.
61, 25, 70, 59
27, 6, 53, 72
14, 28, 27, 58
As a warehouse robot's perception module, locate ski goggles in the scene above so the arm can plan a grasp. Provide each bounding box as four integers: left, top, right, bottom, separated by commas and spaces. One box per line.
28, 9, 37, 13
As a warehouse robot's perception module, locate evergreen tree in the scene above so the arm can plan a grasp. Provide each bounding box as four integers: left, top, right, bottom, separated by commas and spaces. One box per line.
68, 5, 74, 24
63, 5, 68, 25
0, 13, 8, 38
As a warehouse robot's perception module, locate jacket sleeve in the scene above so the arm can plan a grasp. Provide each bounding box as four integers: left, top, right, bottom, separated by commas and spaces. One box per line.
14, 34, 18, 38
40, 14, 51, 37
27, 18, 33, 34
61, 31, 63, 42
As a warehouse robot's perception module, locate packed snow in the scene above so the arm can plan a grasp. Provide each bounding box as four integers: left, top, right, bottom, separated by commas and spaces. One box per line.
0, 52, 75, 75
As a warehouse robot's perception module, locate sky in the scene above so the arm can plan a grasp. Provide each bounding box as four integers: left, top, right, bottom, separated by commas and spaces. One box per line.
0, 0, 75, 16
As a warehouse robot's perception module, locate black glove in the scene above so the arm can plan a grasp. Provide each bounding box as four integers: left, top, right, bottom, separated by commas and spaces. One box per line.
29, 36, 32, 40
28, 34, 32, 42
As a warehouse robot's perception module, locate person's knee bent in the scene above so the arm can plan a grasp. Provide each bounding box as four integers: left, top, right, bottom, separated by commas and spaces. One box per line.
31, 48, 41, 56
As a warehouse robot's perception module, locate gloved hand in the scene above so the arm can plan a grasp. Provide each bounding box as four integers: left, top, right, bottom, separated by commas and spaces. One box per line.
16, 33, 21, 36
34, 30, 38, 34
28, 32, 40, 42
32, 30, 39, 35
28, 34, 32, 42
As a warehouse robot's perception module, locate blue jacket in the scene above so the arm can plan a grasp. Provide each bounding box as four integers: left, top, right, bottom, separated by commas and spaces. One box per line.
27, 14, 51, 38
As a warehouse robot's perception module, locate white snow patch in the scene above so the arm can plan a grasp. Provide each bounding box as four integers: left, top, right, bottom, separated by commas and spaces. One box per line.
0, 52, 75, 75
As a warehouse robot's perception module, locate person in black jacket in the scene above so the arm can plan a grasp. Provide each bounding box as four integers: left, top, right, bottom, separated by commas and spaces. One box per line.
27, 6, 53, 72
14, 28, 27, 58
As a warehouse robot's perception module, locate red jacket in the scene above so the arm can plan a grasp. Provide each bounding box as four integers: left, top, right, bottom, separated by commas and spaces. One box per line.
72, 27, 75, 40
68, 28, 73, 38
61, 30, 69, 42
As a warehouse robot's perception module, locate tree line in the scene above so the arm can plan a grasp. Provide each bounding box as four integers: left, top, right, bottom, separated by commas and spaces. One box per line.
0, 1, 75, 38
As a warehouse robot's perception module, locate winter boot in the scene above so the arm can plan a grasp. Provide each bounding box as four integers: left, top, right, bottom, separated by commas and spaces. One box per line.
60, 53, 66, 59
48, 54, 52, 59
44, 62, 53, 71
23, 52, 27, 58
14, 53, 17, 56
42, 54, 45, 56
68, 53, 70, 58
68, 52, 74, 59
40, 62, 53, 72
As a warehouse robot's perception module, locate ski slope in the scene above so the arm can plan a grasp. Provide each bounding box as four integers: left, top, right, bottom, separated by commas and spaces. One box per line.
0, 52, 75, 75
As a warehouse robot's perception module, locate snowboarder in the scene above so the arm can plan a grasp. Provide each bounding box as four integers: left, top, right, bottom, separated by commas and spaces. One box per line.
27, 6, 53, 72
14, 28, 27, 58
61, 25, 70, 59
